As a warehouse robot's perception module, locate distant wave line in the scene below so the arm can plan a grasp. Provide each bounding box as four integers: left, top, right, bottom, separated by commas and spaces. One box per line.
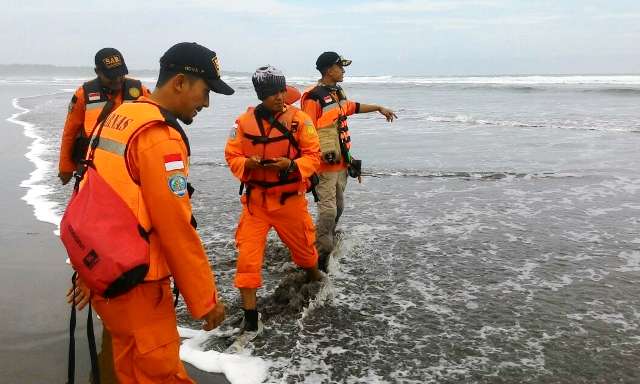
189, 161, 580, 181
394, 112, 640, 133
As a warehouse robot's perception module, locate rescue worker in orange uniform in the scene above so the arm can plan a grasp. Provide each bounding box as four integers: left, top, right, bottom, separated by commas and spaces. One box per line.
69, 42, 233, 383
58, 48, 150, 185
61, 47, 150, 384
225, 66, 322, 339
301, 52, 397, 272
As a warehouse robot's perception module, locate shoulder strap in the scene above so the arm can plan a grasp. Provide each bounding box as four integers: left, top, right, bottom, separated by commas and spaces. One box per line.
92, 98, 117, 132
269, 115, 300, 153
67, 272, 100, 384
254, 105, 301, 152
134, 100, 191, 156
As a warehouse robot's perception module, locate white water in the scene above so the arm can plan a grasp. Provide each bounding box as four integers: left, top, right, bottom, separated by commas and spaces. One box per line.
6, 96, 62, 232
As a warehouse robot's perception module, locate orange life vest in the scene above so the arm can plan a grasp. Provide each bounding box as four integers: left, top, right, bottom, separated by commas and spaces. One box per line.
237, 105, 308, 198
88, 100, 191, 281
301, 84, 352, 163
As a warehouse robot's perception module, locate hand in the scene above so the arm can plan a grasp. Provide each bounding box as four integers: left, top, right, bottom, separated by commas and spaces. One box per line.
245, 156, 263, 170
378, 107, 397, 122
263, 157, 292, 171
357, 175, 362, 184
58, 172, 73, 185
202, 301, 226, 331
66, 278, 91, 310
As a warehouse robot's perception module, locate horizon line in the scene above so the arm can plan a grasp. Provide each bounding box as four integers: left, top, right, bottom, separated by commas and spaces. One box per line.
0, 63, 639, 78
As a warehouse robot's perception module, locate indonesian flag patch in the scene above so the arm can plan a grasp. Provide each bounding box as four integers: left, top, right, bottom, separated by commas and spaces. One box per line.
323, 96, 332, 103
164, 153, 184, 171
88, 92, 101, 101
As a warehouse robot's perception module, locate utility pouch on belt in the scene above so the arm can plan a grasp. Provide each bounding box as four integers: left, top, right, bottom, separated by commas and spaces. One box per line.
308, 173, 320, 202
60, 111, 150, 299
348, 159, 362, 178
317, 124, 342, 164
71, 136, 90, 164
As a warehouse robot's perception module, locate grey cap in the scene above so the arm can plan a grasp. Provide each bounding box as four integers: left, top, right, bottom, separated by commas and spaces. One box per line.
252, 65, 286, 100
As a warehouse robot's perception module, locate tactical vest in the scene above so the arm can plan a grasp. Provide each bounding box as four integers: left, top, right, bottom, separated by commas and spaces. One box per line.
237, 105, 307, 198
302, 85, 352, 162
88, 100, 191, 281
81, 78, 142, 136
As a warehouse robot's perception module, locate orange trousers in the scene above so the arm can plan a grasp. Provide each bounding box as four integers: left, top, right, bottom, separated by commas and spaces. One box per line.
92, 280, 194, 384
235, 194, 318, 288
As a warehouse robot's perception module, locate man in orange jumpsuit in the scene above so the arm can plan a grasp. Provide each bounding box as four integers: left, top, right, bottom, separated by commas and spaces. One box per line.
58, 48, 150, 185
225, 66, 322, 339
62, 47, 150, 384
301, 52, 397, 271
70, 42, 232, 383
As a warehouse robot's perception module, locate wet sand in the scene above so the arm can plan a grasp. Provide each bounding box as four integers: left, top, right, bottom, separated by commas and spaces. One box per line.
0, 85, 229, 383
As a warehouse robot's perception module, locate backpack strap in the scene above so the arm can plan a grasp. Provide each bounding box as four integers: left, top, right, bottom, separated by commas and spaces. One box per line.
67, 272, 101, 384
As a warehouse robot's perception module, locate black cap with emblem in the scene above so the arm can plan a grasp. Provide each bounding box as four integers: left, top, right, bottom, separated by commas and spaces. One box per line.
315, 51, 352, 72
95, 48, 129, 79
160, 42, 234, 95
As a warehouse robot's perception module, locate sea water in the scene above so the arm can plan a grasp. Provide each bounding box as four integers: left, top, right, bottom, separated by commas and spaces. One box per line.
5, 69, 640, 383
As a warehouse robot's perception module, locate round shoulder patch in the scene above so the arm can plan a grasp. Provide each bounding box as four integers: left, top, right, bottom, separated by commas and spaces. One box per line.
168, 173, 188, 197
128, 87, 141, 99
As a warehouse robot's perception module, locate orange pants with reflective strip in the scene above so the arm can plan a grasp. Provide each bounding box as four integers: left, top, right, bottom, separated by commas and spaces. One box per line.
92, 280, 194, 384
235, 194, 318, 288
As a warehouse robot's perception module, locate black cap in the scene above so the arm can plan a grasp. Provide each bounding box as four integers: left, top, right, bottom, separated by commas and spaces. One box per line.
95, 48, 128, 79
315, 51, 352, 72
160, 42, 234, 95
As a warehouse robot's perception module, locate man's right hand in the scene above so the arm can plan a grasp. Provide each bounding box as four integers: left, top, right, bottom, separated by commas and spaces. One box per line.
66, 277, 91, 311
202, 301, 226, 331
58, 171, 73, 185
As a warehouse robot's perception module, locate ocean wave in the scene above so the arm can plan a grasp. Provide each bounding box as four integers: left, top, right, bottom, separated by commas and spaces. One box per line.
581, 87, 640, 95
190, 160, 228, 168
420, 113, 542, 128
397, 112, 640, 133
364, 170, 580, 180
189, 161, 580, 181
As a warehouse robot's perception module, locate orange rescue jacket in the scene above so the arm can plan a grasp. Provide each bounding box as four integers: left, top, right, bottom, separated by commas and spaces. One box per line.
89, 96, 217, 318
301, 84, 359, 173
225, 105, 321, 211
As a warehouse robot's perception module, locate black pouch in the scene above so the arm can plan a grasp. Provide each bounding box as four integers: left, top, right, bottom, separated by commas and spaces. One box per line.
348, 159, 362, 178
71, 136, 90, 164
307, 173, 320, 192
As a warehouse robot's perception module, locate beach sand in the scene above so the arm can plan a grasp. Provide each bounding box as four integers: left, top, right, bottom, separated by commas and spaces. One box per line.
0, 85, 229, 383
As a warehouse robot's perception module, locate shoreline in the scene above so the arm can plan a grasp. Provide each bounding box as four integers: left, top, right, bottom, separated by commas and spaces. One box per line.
7, 96, 63, 232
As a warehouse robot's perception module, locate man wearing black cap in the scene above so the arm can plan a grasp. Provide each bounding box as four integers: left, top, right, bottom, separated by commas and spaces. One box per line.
58, 47, 150, 384
58, 48, 150, 185
67, 42, 233, 383
301, 52, 397, 272
225, 65, 322, 347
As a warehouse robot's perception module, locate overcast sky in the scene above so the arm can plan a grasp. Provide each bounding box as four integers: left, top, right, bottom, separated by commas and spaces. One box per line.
1, 0, 639, 76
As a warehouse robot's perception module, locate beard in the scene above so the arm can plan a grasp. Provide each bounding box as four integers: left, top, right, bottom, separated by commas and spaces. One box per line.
178, 115, 194, 125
